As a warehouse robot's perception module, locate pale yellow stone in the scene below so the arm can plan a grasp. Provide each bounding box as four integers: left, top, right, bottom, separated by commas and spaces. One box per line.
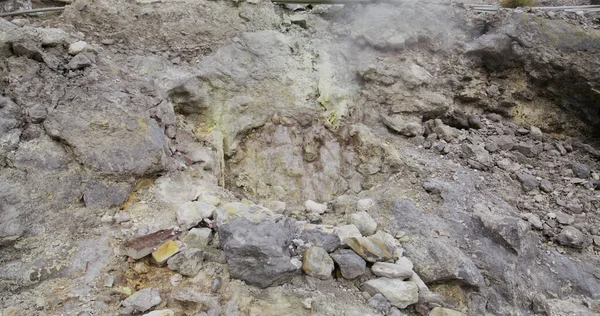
152, 240, 180, 263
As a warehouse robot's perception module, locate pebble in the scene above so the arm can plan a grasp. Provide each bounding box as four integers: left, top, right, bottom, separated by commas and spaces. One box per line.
305, 200, 328, 214
302, 298, 313, 309
121, 288, 162, 313
350, 211, 378, 236
68, 41, 87, 55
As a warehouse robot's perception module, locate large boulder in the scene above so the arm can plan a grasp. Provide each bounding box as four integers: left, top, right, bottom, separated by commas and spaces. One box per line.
218, 218, 300, 288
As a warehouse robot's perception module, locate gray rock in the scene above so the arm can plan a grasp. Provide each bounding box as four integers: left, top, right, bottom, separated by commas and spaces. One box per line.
571, 162, 591, 179
556, 226, 588, 249
330, 249, 366, 279
122, 288, 162, 313
218, 218, 299, 288
523, 213, 543, 230
11, 41, 42, 61
177, 202, 216, 230
265, 201, 286, 214
346, 231, 395, 263
289, 14, 307, 29
183, 228, 213, 248
362, 278, 418, 309
368, 293, 391, 314
350, 211, 377, 236
513, 143, 542, 158
530, 126, 543, 141
461, 144, 493, 171
554, 211, 574, 225
305, 200, 327, 214
334, 224, 362, 246
301, 247, 334, 280
0, 206, 24, 245
68, 53, 92, 70
83, 180, 131, 209
381, 115, 423, 137
539, 179, 553, 193
516, 173, 538, 192
427, 119, 459, 142
167, 248, 204, 277
493, 135, 514, 151
357, 198, 376, 212
429, 307, 464, 316
68, 41, 87, 55
300, 228, 340, 253
371, 262, 413, 279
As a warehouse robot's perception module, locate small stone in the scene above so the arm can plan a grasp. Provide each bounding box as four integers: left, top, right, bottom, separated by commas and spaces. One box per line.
182, 228, 213, 248
592, 235, 600, 246
347, 231, 395, 262
101, 39, 115, 45
368, 293, 391, 314
101, 215, 114, 223
152, 240, 180, 264
334, 224, 362, 246
302, 247, 334, 280
330, 249, 366, 279
429, 307, 465, 316
350, 211, 377, 236
302, 298, 313, 309
121, 288, 162, 313
523, 213, 543, 230
167, 248, 204, 277
265, 200, 286, 214
362, 278, 419, 309
199, 194, 221, 206
177, 201, 216, 230
556, 226, 587, 249
68, 41, 87, 55
572, 162, 591, 179
395, 257, 414, 270
67, 53, 92, 70
371, 262, 413, 279
289, 14, 307, 28
35, 296, 45, 310
513, 143, 541, 158
114, 212, 131, 224
516, 173, 538, 192
305, 200, 327, 214
540, 179, 553, 193
554, 211, 574, 225
103, 275, 115, 287
300, 228, 341, 253
357, 198, 376, 212
381, 115, 423, 137
529, 126, 543, 141
124, 228, 179, 260
142, 310, 175, 316
170, 274, 182, 287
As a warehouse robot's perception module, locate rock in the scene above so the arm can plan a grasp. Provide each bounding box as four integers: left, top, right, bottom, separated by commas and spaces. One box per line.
300, 228, 341, 253
554, 211, 574, 225
182, 228, 213, 248
530, 126, 543, 141
362, 278, 419, 309
556, 226, 588, 249
143, 310, 175, 316
494, 135, 514, 151
305, 200, 327, 214
395, 257, 414, 270
68, 41, 87, 55
368, 293, 391, 314
334, 224, 362, 246
371, 262, 413, 279
330, 249, 366, 279
122, 288, 162, 313
265, 200, 286, 214
67, 53, 92, 70
539, 179, 553, 193
11, 41, 42, 61
523, 213, 543, 230
177, 202, 216, 230
468, 115, 484, 129
572, 163, 591, 179
350, 211, 378, 236
152, 240, 180, 265
218, 218, 299, 288
461, 144, 493, 171
167, 248, 204, 277
513, 143, 542, 158
289, 14, 307, 29
124, 229, 180, 260
357, 198, 376, 212
429, 307, 464, 316
381, 114, 423, 137
516, 173, 538, 192
301, 247, 334, 280
114, 212, 131, 224
346, 231, 395, 262
427, 119, 459, 142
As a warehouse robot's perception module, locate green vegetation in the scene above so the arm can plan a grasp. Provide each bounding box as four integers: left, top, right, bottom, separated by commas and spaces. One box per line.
500, 0, 536, 8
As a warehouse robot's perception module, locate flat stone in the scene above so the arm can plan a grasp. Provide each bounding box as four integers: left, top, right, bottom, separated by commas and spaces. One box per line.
350, 211, 378, 236
68, 41, 87, 55
167, 248, 204, 277
302, 247, 334, 280
429, 307, 465, 316
372, 262, 413, 279
395, 257, 414, 270
152, 240, 180, 264
305, 200, 327, 214
67, 53, 92, 70
300, 228, 341, 253
362, 278, 418, 309
334, 224, 362, 246
122, 288, 162, 313
381, 114, 423, 137
330, 249, 366, 279
540, 179, 553, 193
182, 228, 213, 248
143, 310, 175, 316
177, 201, 216, 230
516, 173, 538, 192
523, 213, 543, 230
554, 211, 574, 225
346, 231, 395, 262
368, 293, 391, 314
124, 229, 179, 259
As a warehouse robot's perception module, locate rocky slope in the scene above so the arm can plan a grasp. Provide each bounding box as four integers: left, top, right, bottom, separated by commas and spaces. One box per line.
1, 0, 600, 315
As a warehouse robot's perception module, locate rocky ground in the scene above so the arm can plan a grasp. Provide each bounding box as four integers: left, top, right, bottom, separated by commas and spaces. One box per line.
1, 0, 600, 315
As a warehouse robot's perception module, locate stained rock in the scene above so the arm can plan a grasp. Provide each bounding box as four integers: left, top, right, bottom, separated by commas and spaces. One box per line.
371, 262, 413, 279
346, 231, 395, 262
368, 293, 391, 314
350, 211, 378, 236
122, 288, 162, 313
429, 307, 464, 316
182, 228, 213, 248
301, 247, 334, 280
362, 278, 419, 309
218, 218, 299, 288
177, 201, 216, 230
334, 224, 362, 246
124, 229, 179, 260
152, 240, 180, 265
300, 228, 341, 253
328, 249, 364, 280
167, 248, 204, 277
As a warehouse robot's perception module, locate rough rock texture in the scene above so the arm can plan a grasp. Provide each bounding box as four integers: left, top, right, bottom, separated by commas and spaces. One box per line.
301, 247, 334, 280
330, 249, 366, 280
